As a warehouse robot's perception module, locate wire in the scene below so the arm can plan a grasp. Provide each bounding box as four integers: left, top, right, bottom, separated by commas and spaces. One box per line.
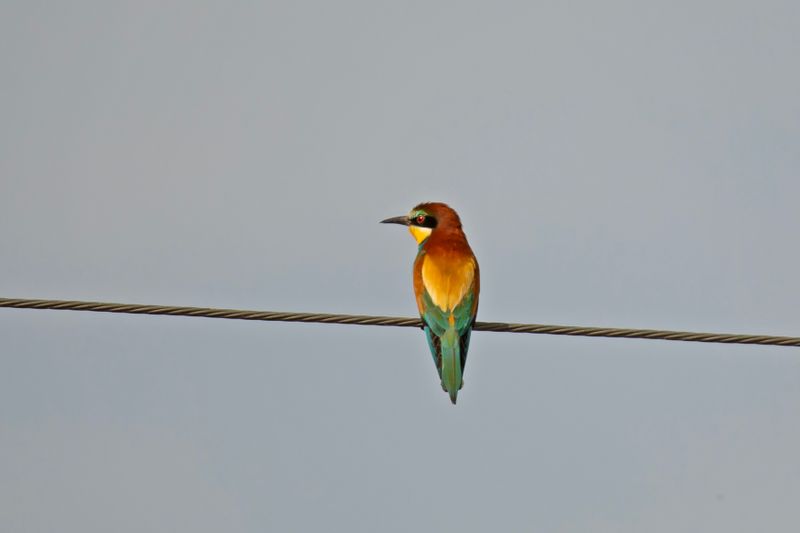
1, 297, 798, 348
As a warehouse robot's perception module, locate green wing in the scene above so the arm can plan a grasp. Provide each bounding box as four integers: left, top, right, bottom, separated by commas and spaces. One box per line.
421, 287, 477, 403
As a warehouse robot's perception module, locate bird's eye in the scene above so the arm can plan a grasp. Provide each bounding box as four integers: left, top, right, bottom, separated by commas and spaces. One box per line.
417, 215, 426, 224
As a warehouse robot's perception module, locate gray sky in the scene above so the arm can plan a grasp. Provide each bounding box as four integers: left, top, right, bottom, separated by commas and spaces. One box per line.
2, 1, 799, 531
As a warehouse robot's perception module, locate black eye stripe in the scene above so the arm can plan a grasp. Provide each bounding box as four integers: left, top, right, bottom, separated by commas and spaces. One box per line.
411, 215, 437, 228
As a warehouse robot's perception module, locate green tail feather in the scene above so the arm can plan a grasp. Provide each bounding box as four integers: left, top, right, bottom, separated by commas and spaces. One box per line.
421, 288, 475, 404
440, 328, 462, 404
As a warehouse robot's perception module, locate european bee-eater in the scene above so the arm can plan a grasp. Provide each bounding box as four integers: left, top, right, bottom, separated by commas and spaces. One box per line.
382, 202, 480, 404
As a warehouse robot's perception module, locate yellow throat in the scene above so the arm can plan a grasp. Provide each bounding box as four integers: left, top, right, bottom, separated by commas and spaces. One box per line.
408, 225, 432, 244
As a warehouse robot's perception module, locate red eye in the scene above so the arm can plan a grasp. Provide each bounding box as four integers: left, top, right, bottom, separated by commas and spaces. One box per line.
417, 215, 425, 224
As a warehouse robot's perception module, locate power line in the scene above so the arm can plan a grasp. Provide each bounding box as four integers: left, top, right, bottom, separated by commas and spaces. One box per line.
1, 297, 798, 348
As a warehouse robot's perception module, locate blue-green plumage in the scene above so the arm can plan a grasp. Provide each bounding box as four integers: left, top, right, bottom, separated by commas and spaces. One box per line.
420, 286, 476, 404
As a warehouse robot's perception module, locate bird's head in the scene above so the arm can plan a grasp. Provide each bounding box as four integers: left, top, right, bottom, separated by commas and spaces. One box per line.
381, 202, 463, 244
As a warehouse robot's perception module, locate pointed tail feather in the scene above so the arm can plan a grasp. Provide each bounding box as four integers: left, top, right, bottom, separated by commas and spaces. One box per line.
440, 328, 462, 405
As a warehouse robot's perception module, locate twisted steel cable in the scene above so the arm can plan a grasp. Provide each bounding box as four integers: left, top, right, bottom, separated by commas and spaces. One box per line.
2, 297, 799, 348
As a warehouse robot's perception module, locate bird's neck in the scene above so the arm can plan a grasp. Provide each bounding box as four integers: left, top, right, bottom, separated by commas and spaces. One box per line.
419, 226, 470, 251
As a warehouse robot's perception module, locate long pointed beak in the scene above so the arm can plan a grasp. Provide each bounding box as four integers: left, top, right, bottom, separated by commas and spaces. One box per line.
380, 215, 409, 226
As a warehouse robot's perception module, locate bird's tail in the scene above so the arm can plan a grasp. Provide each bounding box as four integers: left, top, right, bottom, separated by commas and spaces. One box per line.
440, 327, 462, 405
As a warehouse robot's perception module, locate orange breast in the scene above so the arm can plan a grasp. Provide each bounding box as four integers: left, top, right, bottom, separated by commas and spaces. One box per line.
419, 252, 476, 312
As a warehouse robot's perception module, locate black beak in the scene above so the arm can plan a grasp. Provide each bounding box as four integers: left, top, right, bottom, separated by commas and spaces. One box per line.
380, 215, 409, 226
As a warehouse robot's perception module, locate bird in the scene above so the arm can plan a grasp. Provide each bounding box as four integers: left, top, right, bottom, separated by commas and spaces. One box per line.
381, 202, 480, 404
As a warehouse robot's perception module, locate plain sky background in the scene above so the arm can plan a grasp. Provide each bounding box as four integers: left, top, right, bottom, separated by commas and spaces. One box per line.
2, 1, 799, 531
